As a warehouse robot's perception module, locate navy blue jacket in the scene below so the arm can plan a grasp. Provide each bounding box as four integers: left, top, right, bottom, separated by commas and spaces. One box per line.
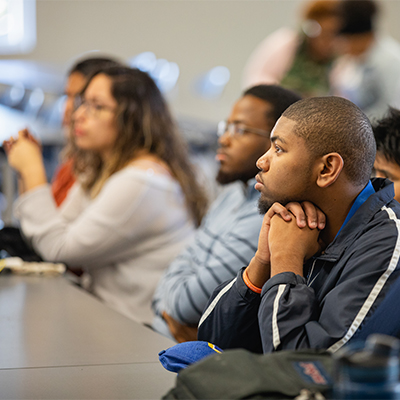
198, 179, 400, 354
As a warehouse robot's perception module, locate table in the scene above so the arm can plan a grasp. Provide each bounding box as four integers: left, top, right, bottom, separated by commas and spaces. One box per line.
0, 274, 177, 399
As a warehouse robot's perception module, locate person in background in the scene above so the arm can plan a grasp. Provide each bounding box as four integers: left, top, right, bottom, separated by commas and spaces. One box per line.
52, 56, 122, 207
3, 66, 208, 325
198, 96, 400, 354
330, 0, 400, 120
242, 0, 340, 97
152, 85, 301, 342
373, 107, 400, 203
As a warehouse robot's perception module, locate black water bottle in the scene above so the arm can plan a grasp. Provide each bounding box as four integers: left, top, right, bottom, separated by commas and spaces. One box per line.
333, 334, 400, 399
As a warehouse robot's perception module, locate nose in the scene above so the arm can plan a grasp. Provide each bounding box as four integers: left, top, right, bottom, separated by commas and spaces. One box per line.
218, 131, 232, 147
256, 148, 270, 171
73, 103, 85, 123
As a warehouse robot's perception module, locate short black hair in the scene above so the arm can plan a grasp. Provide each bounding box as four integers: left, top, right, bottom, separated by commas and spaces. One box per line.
373, 107, 400, 166
338, 0, 378, 35
243, 85, 302, 126
69, 56, 122, 78
282, 96, 376, 186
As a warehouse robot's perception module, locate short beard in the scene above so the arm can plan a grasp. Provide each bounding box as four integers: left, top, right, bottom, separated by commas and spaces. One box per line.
258, 194, 293, 215
258, 196, 274, 215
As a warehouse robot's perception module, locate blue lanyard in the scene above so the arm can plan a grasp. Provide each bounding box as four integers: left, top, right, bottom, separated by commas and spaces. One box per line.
334, 180, 375, 239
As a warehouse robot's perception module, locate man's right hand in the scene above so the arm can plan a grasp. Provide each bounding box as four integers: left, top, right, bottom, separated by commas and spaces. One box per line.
246, 202, 325, 289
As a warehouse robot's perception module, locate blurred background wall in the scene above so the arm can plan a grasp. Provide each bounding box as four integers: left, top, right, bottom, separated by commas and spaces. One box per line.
0, 0, 399, 224
1, 0, 399, 125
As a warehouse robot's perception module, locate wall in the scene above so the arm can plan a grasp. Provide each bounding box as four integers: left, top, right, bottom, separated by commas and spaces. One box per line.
2, 0, 400, 124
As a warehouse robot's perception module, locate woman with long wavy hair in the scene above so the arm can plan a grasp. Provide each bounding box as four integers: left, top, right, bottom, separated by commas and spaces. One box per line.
52, 56, 122, 207
4, 66, 208, 325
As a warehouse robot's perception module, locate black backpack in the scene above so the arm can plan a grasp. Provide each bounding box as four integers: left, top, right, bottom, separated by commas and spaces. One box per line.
0, 226, 42, 262
163, 348, 334, 399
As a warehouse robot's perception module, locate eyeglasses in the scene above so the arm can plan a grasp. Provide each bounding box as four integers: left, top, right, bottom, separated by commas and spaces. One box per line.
74, 96, 116, 116
217, 121, 270, 138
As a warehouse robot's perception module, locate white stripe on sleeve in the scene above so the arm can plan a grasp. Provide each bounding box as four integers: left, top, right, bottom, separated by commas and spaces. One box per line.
198, 277, 237, 328
328, 206, 400, 353
272, 284, 286, 350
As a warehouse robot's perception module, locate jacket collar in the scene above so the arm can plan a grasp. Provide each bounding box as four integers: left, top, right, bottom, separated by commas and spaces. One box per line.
317, 178, 395, 262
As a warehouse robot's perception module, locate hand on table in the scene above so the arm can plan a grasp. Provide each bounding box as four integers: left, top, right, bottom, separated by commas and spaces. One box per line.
162, 311, 198, 343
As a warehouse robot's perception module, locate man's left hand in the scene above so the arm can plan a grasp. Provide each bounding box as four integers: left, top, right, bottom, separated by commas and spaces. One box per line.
162, 312, 198, 343
268, 214, 323, 277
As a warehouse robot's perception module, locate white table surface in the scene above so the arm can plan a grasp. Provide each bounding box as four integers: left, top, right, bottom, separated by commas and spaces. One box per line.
0, 274, 177, 399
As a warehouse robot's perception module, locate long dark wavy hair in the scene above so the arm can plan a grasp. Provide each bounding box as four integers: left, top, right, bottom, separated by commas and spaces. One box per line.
74, 66, 208, 227
62, 56, 122, 162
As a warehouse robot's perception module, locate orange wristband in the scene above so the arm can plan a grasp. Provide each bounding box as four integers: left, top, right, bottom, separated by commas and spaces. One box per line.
243, 268, 262, 294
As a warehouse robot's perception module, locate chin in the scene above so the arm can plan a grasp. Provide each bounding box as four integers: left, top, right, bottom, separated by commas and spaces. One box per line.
258, 197, 272, 215
258, 190, 282, 214
216, 170, 235, 185
75, 138, 91, 149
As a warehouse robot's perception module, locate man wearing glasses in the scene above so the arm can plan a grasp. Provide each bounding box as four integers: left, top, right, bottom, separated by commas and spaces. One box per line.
152, 85, 301, 342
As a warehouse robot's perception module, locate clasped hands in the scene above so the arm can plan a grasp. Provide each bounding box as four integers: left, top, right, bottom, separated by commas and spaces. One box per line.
3, 129, 42, 171
247, 201, 326, 288
3, 129, 47, 193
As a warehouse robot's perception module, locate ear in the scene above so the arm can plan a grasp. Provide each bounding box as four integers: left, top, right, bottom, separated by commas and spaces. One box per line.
316, 153, 344, 188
